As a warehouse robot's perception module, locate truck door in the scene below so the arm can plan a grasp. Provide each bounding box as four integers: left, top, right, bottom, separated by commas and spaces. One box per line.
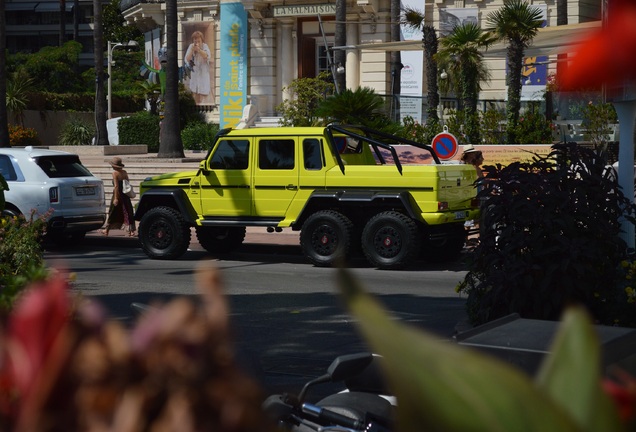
252, 137, 299, 217
199, 138, 252, 217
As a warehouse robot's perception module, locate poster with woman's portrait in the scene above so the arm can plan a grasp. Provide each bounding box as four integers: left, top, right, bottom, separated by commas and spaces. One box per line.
182, 22, 215, 105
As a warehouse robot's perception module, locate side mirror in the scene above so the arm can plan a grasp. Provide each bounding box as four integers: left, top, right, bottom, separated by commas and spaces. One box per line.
199, 160, 209, 174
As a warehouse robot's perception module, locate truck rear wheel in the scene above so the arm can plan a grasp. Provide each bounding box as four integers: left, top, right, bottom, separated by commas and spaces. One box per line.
196, 226, 246, 254
139, 206, 191, 260
300, 210, 353, 267
361, 211, 420, 270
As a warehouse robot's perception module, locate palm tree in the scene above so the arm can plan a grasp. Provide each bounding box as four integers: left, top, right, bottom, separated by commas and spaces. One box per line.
334, 0, 346, 93
158, 0, 184, 158
436, 22, 494, 144
0, 0, 10, 148
402, 8, 439, 126
487, 0, 543, 144
93, 0, 108, 145
390, 0, 402, 121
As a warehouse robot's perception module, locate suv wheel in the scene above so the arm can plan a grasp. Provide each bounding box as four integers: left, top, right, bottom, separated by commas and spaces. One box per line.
300, 210, 353, 267
139, 206, 191, 260
361, 211, 420, 270
196, 226, 246, 254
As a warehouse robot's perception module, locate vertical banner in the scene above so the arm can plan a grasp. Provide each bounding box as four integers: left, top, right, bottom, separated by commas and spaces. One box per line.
182, 22, 216, 105
520, 4, 547, 101
399, 0, 424, 123
151, 28, 162, 69
219, 2, 248, 129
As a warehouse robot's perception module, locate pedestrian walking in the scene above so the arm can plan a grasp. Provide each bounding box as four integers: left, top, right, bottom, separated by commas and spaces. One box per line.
100, 157, 136, 237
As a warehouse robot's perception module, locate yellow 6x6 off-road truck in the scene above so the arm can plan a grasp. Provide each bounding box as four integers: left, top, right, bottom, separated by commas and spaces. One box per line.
134, 124, 480, 269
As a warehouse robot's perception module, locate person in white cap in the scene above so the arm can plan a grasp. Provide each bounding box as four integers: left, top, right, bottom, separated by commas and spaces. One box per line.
460, 144, 484, 179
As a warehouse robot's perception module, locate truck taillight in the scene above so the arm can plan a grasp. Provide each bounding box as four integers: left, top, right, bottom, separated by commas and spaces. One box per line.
49, 187, 59, 203
438, 202, 449, 211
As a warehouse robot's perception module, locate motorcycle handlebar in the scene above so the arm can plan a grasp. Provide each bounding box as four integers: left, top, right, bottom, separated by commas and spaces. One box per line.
301, 403, 364, 431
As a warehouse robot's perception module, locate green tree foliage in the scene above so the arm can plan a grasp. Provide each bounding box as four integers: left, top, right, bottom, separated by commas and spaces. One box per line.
582, 102, 618, 150
480, 108, 506, 144
181, 122, 219, 151
118, 111, 160, 152
0, 213, 49, 312
315, 87, 401, 133
458, 143, 636, 326
103, 0, 143, 48
513, 110, 553, 144
8, 41, 85, 93
277, 72, 335, 126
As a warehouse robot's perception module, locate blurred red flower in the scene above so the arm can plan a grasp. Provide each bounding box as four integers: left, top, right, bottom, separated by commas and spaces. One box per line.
562, 2, 636, 90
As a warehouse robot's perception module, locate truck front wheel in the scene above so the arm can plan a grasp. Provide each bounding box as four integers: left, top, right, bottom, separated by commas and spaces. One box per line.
300, 210, 353, 267
361, 211, 420, 270
196, 226, 246, 255
139, 206, 191, 260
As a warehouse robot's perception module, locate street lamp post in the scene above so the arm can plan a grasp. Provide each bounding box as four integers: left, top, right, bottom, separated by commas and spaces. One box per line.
438, 69, 448, 123
107, 40, 139, 119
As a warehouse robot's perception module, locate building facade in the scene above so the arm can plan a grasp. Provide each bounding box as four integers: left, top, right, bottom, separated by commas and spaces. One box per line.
5, 0, 603, 125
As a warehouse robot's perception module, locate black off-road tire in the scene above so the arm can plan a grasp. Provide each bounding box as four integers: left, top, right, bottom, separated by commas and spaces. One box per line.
139, 206, 191, 260
196, 226, 246, 255
361, 211, 420, 270
300, 210, 353, 267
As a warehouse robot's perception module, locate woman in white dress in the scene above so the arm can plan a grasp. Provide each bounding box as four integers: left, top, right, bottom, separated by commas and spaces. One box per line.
184, 30, 212, 104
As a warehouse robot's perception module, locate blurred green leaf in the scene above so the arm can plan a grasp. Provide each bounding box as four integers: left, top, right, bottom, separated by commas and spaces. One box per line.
338, 267, 589, 432
536, 307, 623, 432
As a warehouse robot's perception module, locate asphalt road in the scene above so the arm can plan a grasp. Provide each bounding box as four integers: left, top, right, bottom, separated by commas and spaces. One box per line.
44, 229, 472, 400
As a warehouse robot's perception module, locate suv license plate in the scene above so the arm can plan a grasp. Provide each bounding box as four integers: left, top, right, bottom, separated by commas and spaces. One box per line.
454, 211, 467, 220
76, 187, 96, 196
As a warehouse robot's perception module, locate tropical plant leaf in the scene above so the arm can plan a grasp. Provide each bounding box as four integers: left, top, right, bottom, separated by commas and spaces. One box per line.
536, 307, 623, 432
338, 267, 583, 432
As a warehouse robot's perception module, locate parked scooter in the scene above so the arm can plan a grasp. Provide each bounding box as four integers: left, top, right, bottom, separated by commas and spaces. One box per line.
263, 352, 395, 432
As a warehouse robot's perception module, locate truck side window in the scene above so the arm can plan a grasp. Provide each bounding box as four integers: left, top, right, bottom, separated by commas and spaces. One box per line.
259, 139, 295, 170
209, 140, 250, 169
303, 138, 323, 170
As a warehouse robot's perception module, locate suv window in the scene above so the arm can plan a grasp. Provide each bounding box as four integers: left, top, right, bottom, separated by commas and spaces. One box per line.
303, 138, 324, 170
0, 155, 18, 181
210, 140, 250, 169
259, 139, 295, 170
36, 155, 93, 178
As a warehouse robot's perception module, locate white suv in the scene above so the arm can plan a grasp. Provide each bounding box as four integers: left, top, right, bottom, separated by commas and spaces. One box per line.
0, 146, 106, 243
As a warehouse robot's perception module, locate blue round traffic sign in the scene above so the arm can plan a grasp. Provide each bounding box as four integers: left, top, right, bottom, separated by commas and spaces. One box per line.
431, 132, 459, 160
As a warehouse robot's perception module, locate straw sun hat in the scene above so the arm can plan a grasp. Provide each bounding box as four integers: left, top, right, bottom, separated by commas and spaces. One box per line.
109, 157, 125, 169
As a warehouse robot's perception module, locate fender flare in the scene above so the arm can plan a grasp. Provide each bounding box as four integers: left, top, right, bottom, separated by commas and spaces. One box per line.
293, 190, 419, 228
134, 188, 197, 224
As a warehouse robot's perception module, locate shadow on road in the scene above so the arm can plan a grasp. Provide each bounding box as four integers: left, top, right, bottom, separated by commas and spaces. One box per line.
55, 233, 474, 272
87, 288, 467, 400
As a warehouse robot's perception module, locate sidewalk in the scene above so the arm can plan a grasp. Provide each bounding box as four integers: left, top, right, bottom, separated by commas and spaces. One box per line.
87, 226, 300, 246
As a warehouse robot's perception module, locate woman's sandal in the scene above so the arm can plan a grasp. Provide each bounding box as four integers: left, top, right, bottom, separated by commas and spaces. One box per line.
128, 231, 137, 237
99, 229, 109, 236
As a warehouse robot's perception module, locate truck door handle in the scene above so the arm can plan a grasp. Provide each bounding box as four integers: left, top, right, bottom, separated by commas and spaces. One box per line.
286, 184, 298, 190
